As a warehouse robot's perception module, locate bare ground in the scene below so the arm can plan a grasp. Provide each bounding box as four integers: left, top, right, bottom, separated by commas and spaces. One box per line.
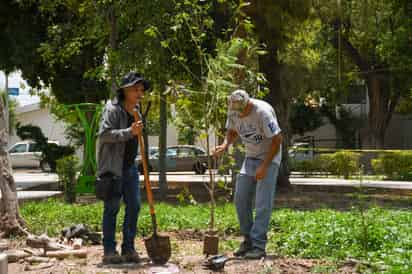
8, 186, 409, 273
7, 234, 358, 274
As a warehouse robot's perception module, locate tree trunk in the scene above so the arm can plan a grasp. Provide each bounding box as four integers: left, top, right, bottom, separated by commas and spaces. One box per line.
366, 73, 396, 148
259, 46, 292, 190
0, 93, 26, 237
158, 86, 168, 200
328, 19, 399, 149
243, 1, 292, 190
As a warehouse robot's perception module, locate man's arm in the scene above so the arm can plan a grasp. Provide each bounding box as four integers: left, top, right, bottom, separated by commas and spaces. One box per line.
255, 133, 282, 180
213, 129, 238, 157
262, 133, 283, 167
224, 129, 239, 148
98, 107, 140, 144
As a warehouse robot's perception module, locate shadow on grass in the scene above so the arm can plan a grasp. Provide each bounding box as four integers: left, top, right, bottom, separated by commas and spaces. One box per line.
76, 183, 412, 212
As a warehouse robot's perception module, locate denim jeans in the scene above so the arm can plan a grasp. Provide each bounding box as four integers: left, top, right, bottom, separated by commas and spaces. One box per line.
102, 164, 141, 254
234, 158, 279, 251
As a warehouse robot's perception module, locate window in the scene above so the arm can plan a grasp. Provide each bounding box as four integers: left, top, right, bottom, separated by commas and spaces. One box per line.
149, 148, 159, 156
178, 147, 195, 158
166, 148, 178, 157
29, 143, 42, 152
9, 144, 27, 153
195, 148, 206, 156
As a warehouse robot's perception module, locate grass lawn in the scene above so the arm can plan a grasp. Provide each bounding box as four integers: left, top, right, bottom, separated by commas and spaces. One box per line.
20, 199, 412, 273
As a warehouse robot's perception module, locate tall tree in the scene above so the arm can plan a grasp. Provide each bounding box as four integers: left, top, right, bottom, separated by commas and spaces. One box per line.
116, 0, 237, 198
0, 0, 49, 237
243, 0, 312, 189
314, 0, 412, 148
0, 92, 26, 237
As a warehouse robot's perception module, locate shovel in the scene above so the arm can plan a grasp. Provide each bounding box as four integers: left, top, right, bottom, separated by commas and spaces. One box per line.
133, 111, 171, 265
202, 254, 241, 271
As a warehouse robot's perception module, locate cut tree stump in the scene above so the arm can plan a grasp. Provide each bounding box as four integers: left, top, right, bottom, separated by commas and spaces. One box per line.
0, 240, 8, 252
25, 256, 51, 264
24, 262, 54, 271
72, 238, 83, 250
44, 249, 87, 259
22, 248, 41, 256
0, 253, 7, 274
26, 234, 65, 251
4, 250, 30, 263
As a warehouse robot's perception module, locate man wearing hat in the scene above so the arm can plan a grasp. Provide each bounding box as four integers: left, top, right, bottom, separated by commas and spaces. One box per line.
97, 72, 150, 264
214, 89, 283, 259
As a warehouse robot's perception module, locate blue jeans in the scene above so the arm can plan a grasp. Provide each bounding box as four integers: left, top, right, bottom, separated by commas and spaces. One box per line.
102, 165, 141, 254
234, 158, 279, 251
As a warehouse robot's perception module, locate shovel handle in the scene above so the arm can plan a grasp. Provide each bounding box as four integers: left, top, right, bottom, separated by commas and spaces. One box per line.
133, 111, 156, 219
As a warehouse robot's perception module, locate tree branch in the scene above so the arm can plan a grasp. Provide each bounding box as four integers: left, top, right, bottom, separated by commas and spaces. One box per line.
329, 19, 370, 73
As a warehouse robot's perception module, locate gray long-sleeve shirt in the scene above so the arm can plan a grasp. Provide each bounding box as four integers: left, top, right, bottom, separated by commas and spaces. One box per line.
97, 97, 140, 177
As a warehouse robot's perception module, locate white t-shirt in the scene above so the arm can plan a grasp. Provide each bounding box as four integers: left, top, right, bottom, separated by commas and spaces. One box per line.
226, 99, 282, 165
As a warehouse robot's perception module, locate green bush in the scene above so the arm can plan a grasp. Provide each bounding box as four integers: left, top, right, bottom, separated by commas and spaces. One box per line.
16, 123, 74, 171
291, 151, 360, 179
290, 157, 328, 176
56, 155, 80, 203
371, 151, 412, 180
323, 151, 360, 179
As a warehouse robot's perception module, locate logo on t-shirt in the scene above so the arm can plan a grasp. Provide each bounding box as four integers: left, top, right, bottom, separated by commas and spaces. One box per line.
254, 135, 263, 143
268, 122, 277, 133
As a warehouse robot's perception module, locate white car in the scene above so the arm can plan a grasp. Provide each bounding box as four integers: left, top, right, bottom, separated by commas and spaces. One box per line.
8, 141, 59, 169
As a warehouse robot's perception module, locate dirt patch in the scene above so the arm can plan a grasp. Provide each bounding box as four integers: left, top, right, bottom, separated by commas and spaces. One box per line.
7, 237, 358, 274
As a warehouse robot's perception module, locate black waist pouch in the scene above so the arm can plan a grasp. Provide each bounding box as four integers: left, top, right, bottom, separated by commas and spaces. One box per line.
95, 172, 122, 201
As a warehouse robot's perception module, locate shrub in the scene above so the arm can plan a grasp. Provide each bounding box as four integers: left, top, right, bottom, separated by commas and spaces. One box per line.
324, 151, 360, 179
371, 151, 412, 180
56, 155, 80, 203
290, 157, 329, 176
291, 151, 359, 178
43, 143, 75, 171
16, 123, 75, 171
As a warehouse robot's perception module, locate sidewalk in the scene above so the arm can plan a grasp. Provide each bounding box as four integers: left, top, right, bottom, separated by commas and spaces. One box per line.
291, 178, 412, 190
0, 190, 62, 201
10, 170, 412, 201
14, 170, 58, 190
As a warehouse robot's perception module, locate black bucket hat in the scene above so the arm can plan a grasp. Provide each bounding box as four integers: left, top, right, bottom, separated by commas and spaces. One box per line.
117, 72, 151, 93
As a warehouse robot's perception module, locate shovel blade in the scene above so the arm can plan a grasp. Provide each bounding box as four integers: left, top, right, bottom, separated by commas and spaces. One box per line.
203, 235, 219, 256
144, 233, 171, 265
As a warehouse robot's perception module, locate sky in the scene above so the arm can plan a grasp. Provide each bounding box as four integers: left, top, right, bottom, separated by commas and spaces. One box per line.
0, 71, 40, 106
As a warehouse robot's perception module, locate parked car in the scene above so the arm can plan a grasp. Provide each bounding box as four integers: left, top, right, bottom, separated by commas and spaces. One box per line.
8, 140, 59, 170
136, 145, 210, 174
288, 142, 314, 161
136, 146, 159, 161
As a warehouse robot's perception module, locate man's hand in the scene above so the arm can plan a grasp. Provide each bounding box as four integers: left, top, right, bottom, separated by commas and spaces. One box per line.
131, 121, 144, 136
255, 164, 268, 181
213, 144, 228, 158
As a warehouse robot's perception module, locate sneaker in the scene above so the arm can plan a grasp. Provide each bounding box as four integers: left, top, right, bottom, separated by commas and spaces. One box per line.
244, 248, 266, 260
234, 239, 252, 257
102, 251, 124, 264
121, 250, 141, 263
